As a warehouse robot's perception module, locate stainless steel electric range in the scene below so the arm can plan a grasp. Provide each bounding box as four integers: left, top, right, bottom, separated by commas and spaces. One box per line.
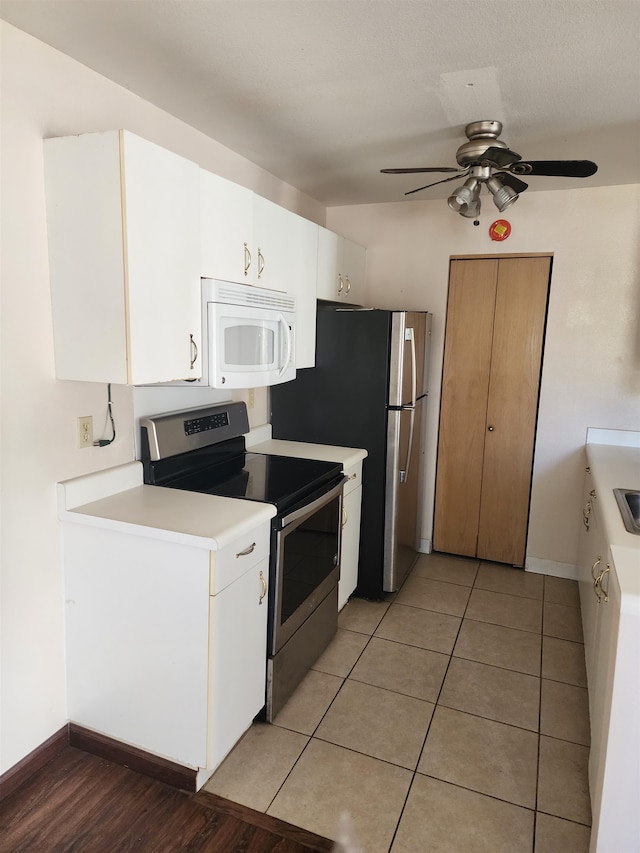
140, 402, 346, 720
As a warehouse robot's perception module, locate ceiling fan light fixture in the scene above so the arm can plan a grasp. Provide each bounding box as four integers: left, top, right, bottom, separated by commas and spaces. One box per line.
459, 198, 481, 218
447, 177, 480, 213
486, 175, 519, 212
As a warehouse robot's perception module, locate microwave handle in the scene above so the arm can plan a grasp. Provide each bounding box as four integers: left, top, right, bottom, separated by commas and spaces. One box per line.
278, 314, 292, 377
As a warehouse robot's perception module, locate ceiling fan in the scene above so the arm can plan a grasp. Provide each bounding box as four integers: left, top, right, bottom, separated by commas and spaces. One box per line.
381, 120, 598, 221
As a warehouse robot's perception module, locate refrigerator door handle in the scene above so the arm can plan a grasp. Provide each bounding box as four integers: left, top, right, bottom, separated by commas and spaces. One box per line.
405, 327, 417, 407
399, 405, 416, 483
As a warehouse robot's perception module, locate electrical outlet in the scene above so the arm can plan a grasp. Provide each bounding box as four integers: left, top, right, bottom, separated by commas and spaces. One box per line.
77, 416, 93, 448
247, 388, 255, 409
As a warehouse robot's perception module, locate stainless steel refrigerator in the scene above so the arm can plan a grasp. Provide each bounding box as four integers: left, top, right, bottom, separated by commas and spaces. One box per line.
270, 303, 432, 599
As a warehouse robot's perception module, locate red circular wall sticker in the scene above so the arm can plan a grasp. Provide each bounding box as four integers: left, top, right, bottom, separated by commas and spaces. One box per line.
489, 219, 512, 241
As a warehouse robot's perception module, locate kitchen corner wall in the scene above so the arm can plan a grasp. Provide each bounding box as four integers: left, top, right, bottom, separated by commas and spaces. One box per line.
0, 22, 319, 775
327, 186, 640, 577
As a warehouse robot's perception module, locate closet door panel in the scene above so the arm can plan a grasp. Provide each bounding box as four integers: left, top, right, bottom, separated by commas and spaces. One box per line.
477, 257, 550, 564
433, 259, 497, 556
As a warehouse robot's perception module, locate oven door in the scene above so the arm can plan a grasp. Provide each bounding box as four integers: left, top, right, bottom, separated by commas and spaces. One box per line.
269, 476, 346, 656
207, 302, 295, 389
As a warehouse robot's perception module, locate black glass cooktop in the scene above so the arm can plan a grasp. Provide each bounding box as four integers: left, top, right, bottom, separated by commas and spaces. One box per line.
154, 450, 342, 515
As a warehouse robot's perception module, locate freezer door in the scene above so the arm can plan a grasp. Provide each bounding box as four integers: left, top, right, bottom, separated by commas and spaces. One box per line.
383, 398, 425, 591
388, 312, 430, 407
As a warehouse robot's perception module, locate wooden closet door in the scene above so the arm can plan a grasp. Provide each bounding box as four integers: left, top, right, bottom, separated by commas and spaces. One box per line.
476, 256, 550, 564
433, 259, 498, 556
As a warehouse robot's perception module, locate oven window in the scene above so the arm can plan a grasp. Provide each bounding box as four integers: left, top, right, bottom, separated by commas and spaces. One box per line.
280, 495, 340, 625
224, 324, 275, 366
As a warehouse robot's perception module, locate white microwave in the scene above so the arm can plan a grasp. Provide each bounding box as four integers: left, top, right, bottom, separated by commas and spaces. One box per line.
201, 279, 296, 389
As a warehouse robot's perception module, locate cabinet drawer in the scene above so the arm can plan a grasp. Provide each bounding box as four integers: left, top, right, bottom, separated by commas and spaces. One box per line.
343, 462, 363, 498
210, 524, 270, 595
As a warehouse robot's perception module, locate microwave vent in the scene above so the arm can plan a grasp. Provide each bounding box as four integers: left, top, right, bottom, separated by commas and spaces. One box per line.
204, 279, 295, 312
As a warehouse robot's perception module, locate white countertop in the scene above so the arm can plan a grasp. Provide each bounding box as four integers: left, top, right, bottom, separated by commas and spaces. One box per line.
250, 438, 368, 469
57, 461, 275, 550
586, 442, 640, 614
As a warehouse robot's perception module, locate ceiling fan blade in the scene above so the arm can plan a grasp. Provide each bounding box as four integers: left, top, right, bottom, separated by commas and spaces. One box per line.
498, 173, 529, 193
381, 167, 461, 174
405, 171, 470, 196
509, 160, 598, 178
481, 146, 522, 168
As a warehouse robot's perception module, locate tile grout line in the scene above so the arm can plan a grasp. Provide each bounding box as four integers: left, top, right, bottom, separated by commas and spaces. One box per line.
385, 558, 482, 853
263, 596, 392, 816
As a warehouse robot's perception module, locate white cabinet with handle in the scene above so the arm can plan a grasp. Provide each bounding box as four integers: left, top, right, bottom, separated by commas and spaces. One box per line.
577, 443, 640, 853
44, 130, 201, 384
60, 480, 272, 787
200, 170, 288, 291
317, 227, 366, 304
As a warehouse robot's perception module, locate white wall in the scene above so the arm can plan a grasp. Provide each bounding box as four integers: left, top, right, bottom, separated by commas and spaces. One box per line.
328, 185, 640, 575
0, 22, 322, 775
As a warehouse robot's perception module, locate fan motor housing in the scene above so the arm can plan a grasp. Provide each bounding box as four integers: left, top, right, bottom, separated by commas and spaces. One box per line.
456, 120, 507, 167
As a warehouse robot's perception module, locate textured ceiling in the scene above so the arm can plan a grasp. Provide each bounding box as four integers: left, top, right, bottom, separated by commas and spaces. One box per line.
2, 0, 639, 206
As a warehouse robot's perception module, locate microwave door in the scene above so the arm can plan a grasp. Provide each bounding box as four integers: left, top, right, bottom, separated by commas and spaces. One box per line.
278, 313, 293, 378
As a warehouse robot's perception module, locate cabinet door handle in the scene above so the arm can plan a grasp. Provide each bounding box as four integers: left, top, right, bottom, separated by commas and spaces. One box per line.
345, 275, 351, 294
582, 500, 591, 530
348, 473, 357, 481
257, 248, 265, 279
244, 242, 251, 276
591, 556, 602, 582
259, 570, 267, 605
235, 542, 256, 558
338, 274, 344, 293
189, 334, 198, 370
342, 506, 348, 528
487, 425, 495, 432
599, 564, 610, 602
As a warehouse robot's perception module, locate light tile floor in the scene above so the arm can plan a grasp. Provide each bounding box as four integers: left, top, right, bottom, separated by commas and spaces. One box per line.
204, 553, 592, 853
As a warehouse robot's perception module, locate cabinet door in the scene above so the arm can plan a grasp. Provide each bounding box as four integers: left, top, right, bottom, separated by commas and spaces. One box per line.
122, 132, 201, 384
44, 130, 201, 384
588, 554, 624, 851
253, 195, 289, 291
288, 213, 319, 368
577, 469, 603, 686
200, 169, 254, 283
317, 227, 342, 300
341, 238, 366, 304
208, 563, 268, 770
338, 484, 362, 610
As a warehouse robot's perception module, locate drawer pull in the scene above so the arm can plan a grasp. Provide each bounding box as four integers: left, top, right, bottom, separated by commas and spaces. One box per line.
259, 570, 267, 605
236, 542, 256, 558
348, 473, 357, 481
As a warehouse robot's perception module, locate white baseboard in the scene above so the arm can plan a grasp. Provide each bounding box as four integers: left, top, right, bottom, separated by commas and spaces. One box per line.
525, 556, 580, 581
418, 539, 433, 554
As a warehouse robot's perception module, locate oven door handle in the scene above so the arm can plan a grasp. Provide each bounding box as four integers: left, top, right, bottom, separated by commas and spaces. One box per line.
278, 313, 293, 377
278, 476, 348, 529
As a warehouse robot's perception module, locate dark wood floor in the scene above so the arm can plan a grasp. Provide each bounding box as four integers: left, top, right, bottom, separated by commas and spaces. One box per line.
0, 747, 333, 852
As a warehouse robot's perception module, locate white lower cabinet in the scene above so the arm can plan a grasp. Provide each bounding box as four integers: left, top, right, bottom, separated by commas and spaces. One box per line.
63, 520, 269, 781
578, 466, 640, 853
339, 461, 363, 610
208, 543, 269, 770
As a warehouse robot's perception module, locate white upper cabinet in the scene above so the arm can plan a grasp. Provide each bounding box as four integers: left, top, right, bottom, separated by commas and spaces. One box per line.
44, 130, 201, 385
317, 227, 366, 304
200, 170, 287, 291
287, 212, 319, 368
